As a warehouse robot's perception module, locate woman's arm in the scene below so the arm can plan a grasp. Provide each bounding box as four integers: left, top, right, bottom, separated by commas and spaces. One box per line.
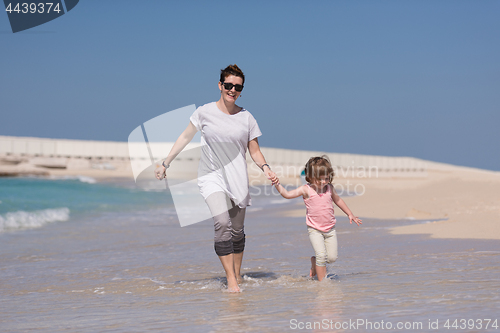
275, 183, 308, 199
248, 138, 278, 184
155, 122, 197, 180
331, 185, 362, 226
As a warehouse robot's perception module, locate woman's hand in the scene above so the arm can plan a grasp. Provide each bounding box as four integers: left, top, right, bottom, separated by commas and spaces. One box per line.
264, 168, 278, 185
348, 215, 362, 226
154, 165, 166, 180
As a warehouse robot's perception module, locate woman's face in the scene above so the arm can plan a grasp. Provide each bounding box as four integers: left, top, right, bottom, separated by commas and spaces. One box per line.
219, 75, 243, 103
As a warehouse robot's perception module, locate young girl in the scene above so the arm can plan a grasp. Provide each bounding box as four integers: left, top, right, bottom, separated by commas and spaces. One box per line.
274, 156, 362, 281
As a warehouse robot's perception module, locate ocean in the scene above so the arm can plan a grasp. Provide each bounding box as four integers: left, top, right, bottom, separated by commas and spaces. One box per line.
1, 177, 499, 332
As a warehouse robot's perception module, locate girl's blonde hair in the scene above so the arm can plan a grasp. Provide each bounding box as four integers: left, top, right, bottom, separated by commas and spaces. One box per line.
304, 155, 334, 184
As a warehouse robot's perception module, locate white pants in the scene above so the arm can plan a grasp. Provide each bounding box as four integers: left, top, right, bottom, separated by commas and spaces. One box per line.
307, 226, 338, 267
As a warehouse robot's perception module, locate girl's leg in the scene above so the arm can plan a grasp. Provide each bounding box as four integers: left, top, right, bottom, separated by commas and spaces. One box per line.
316, 265, 327, 282
324, 228, 338, 265
307, 227, 328, 281
310, 256, 317, 277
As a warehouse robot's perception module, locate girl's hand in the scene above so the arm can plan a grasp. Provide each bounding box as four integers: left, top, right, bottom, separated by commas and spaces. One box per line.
348, 215, 362, 226
265, 168, 278, 185
154, 165, 166, 180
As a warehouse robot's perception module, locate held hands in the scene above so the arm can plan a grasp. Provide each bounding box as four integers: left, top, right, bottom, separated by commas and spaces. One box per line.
264, 168, 279, 185
272, 175, 280, 187
348, 215, 362, 226
154, 165, 166, 180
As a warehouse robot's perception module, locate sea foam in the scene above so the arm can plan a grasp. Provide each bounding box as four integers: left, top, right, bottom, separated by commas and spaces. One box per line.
0, 207, 70, 232
48, 175, 97, 184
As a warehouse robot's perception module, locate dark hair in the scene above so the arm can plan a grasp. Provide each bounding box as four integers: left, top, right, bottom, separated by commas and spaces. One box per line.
304, 155, 334, 184
220, 64, 245, 84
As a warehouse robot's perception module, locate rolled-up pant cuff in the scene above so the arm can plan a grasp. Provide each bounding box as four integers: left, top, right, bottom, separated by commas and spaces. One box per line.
214, 240, 233, 256
233, 234, 245, 253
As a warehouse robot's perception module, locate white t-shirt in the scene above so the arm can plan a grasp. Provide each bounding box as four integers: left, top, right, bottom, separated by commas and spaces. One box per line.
190, 102, 262, 208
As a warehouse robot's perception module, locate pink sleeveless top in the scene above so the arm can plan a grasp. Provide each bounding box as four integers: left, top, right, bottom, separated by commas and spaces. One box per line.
303, 184, 336, 232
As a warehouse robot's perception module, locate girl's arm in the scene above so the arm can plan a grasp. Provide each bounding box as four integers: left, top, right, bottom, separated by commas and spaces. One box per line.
331, 184, 362, 226
275, 183, 308, 199
155, 122, 197, 179
248, 138, 278, 184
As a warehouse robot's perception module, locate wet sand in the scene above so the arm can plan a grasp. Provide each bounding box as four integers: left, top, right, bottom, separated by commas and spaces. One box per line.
1, 193, 499, 332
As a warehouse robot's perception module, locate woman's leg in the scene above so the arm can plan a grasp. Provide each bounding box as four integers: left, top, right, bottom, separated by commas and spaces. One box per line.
307, 227, 328, 281
206, 192, 240, 292
206, 192, 247, 291
218, 254, 239, 292
233, 252, 244, 284
206, 192, 233, 254
228, 203, 246, 283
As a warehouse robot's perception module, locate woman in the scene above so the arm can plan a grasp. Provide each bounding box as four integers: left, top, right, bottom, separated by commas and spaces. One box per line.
155, 64, 277, 292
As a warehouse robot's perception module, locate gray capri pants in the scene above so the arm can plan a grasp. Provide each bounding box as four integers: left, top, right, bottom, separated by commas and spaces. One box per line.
205, 192, 246, 256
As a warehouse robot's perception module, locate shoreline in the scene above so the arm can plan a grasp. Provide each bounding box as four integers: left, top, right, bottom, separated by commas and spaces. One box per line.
2, 158, 499, 241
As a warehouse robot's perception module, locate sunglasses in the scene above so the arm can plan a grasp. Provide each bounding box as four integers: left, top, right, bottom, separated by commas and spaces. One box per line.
222, 82, 244, 92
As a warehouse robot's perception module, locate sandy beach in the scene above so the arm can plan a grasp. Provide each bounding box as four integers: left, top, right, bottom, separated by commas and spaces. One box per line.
275, 167, 500, 240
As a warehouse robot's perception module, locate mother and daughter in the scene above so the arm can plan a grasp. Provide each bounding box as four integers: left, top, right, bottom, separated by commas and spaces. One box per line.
155, 64, 361, 292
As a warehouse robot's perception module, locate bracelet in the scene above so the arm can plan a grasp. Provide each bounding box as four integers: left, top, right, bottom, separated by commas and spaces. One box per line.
261, 163, 270, 172
162, 160, 170, 169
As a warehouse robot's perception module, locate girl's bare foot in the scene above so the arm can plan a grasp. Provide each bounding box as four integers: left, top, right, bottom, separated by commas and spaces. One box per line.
236, 275, 243, 284
310, 256, 317, 277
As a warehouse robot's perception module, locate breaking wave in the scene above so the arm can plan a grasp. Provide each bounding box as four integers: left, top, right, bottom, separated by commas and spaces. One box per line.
0, 207, 70, 232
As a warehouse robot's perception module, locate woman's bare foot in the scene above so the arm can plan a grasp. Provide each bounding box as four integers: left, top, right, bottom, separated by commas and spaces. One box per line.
218, 254, 241, 292
236, 275, 243, 284
227, 276, 241, 293
310, 256, 317, 277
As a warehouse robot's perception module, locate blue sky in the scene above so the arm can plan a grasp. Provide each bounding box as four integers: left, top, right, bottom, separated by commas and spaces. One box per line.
1, 1, 499, 171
